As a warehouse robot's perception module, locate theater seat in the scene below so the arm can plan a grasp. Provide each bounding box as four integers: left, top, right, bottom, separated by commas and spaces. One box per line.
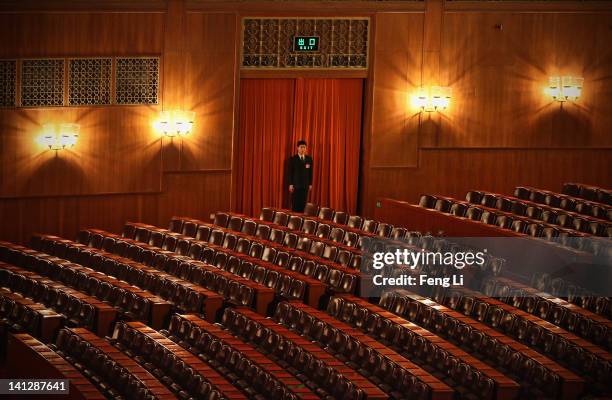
287, 215, 303, 230
303, 203, 319, 217
465, 207, 483, 221
332, 212, 349, 225
260, 207, 275, 222
318, 207, 335, 221
347, 215, 364, 230
419, 195, 437, 209
272, 212, 289, 226
449, 203, 468, 217
513, 187, 531, 200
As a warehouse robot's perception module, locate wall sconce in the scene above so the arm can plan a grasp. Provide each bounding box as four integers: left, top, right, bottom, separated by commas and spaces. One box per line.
155, 110, 195, 137
38, 123, 79, 151
547, 76, 583, 102
412, 86, 452, 112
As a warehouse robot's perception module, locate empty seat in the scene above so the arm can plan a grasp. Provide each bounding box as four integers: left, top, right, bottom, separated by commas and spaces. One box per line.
510, 220, 528, 234
301, 219, 317, 235
513, 187, 531, 200
465, 207, 483, 221
347, 215, 364, 229
495, 215, 513, 229
332, 212, 349, 225
563, 183, 580, 197
317, 207, 335, 221
480, 194, 498, 208
195, 226, 211, 242
361, 220, 378, 233
329, 227, 346, 243
544, 193, 562, 208
465, 191, 484, 204
181, 221, 199, 237
286, 215, 303, 230
213, 212, 230, 227
268, 228, 285, 244
227, 216, 243, 232
434, 198, 453, 213
241, 220, 257, 236
272, 212, 289, 226
375, 223, 393, 237
449, 203, 468, 217
303, 203, 319, 217
419, 195, 437, 208
314, 224, 331, 239
260, 207, 275, 222
254, 225, 271, 240
480, 210, 498, 225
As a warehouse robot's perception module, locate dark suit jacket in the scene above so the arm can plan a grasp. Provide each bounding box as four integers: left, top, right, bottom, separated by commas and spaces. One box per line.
288, 154, 313, 189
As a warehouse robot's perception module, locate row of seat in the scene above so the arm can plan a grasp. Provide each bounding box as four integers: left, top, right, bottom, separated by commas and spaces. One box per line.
37, 233, 276, 316
0, 261, 117, 336
1, 288, 63, 342
112, 321, 247, 399
205, 213, 504, 278
275, 299, 512, 400
482, 276, 611, 348
161, 313, 320, 400
562, 183, 612, 206
465, 190, 610, 237
375, 290, 585, 399
32, 234, 225, 322
169, 217, 365, 271
82, 227, 326, 307
429, 286, 612, 389
119, 221, 356, 297
261, 207, 396, 240
0, 241, 172, 329
416, 195, 604, 253
514, 186, 611, 221
221, 306, 392, 399
7, 333, 106, 400
53, 327, 177, 400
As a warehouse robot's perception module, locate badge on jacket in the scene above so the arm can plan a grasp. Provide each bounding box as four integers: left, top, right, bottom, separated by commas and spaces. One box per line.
306, 164, 311, 169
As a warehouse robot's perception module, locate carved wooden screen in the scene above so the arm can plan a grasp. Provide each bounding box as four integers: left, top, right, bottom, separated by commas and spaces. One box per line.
0, 60, 16, 107
242, 18, 369, 69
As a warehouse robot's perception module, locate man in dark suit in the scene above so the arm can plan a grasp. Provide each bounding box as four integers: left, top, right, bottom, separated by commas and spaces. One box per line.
288, 140, 313, 212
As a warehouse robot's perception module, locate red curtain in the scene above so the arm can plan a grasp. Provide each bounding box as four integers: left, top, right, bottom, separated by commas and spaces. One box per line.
291, 78, 363, 213
235, 79, 295, 216
235, 78, 363, 216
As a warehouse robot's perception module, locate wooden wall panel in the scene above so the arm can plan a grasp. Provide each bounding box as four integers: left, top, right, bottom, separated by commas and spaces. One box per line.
178, 12, 237, 171
0, 171, 230, 244
427, 11, 612, 148
369, 12, 423, 168
0, 13, 164, 57
0, 107, 162, 197
362, 5, 612, 217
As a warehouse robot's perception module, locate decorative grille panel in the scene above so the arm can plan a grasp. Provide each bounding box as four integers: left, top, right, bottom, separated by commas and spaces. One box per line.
242, 18, 369, 69
69, 58, 112, 106
0, 60, 16, 107
115, 57, 159, 105
21, 59, 64, 107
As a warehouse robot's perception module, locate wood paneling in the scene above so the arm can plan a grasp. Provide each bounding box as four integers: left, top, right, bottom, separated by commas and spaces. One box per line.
0, 171, 230, 244
430, 12, 612, 148
178, 12, 237, 171
369, 12, 424, 167
362, 5, 612, 217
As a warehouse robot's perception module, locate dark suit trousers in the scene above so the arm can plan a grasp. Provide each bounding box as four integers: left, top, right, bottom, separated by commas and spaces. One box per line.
292, 187, 308, 212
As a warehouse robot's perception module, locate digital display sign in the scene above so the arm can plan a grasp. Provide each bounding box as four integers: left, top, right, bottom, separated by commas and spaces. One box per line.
293, 36, 320, 52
